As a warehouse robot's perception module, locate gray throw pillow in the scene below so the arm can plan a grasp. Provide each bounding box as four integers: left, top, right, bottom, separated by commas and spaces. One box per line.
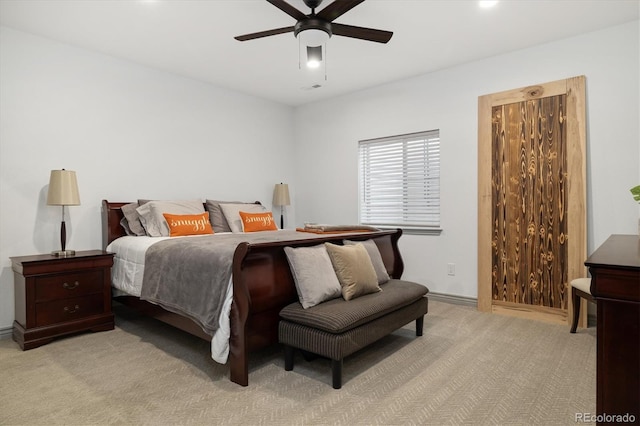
119, 217, 134, 236
136, 199, 204, 237
344, 239, 390, 284
284, 245, 342, 309
121, 202, 146, 236
219, 203, 267, 233
206, 199, 243, 233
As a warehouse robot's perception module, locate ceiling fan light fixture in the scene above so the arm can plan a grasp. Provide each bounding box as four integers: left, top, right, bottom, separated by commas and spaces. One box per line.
234, 0, 392, 78
297, 26, 330, 76
297, 27, 331, 47
306, 46, 323, 68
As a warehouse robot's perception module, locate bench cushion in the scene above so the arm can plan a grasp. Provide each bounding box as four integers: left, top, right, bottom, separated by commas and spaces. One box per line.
279, 279, 428, 334
279, 297, 428, 360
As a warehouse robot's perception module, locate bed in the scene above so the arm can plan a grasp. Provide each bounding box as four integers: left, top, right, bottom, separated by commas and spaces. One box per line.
101, 200, 404, 386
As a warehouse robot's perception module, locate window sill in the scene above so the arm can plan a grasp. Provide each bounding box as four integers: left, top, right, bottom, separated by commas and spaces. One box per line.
374, 226, 442, 236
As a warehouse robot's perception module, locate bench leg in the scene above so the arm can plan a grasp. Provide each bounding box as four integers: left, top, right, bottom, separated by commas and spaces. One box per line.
284, 345, 294, 371
416, 316, 424, 336
570, 290, 581, 334
332, 359, 343, 389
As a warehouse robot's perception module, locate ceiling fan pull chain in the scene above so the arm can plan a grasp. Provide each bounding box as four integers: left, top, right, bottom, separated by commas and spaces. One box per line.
324, 42, 328, 81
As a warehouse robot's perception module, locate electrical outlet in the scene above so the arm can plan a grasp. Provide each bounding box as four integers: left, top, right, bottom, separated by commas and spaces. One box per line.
447, 263, 455, 276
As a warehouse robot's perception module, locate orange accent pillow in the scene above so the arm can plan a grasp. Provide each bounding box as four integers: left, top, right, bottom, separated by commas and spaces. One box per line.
239, 211, 278, 232
162, 212, 214, 237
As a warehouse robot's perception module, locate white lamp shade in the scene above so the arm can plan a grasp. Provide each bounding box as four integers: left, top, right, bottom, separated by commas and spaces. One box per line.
47, 169, 80, 206
273, 183, 290, 206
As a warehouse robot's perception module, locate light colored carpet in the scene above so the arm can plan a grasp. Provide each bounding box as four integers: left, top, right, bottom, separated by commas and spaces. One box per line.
0, 300, 596, 425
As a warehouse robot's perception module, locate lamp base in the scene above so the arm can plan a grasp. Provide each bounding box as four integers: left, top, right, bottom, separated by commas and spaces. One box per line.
51, 249, 76, 257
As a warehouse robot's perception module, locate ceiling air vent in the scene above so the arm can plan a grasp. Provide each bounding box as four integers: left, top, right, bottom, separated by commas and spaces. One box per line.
301, 84, 322, 91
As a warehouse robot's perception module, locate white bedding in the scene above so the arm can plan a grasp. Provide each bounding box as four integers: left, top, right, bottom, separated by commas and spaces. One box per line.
107, 235, 232, 364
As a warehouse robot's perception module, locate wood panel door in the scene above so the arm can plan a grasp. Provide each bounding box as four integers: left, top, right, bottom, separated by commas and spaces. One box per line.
478, 77, 587, 325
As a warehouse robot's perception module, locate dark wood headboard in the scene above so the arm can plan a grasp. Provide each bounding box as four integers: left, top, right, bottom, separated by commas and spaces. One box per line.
102, 200, 128, 249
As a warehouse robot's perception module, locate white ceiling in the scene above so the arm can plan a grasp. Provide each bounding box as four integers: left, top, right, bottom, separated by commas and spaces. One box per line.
1, 0, 638, 106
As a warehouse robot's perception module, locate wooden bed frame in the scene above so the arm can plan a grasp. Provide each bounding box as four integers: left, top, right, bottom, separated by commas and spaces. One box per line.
101, 200, 404, 386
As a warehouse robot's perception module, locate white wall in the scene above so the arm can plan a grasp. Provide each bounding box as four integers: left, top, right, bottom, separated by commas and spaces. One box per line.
292, 21, 640, 299
1, 21, 638, 332
0, 27, 296, 330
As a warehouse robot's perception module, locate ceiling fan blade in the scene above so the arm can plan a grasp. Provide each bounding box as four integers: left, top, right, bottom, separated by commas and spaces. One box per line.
267, 0, 307, 21
331, 23, 393, 43
316, 0, 366, 22
234, 26, 295, 41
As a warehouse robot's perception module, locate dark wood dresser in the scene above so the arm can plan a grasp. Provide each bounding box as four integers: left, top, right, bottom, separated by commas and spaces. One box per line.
11, 250, 115, 349
585, 234, 640, 424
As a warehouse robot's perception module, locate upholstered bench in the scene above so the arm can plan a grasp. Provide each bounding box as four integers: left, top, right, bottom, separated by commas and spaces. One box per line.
279, 279, 429, 389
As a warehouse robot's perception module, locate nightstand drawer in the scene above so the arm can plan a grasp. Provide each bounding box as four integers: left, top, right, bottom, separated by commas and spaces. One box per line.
35, 293, 105, 327
35, 270, 103, 301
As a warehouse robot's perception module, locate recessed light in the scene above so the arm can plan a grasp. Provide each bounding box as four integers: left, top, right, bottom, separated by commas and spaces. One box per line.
479, 0, 499, 8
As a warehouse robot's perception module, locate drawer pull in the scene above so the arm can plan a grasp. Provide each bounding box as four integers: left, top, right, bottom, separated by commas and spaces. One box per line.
64, 305, 80, 314
63, 281, 80, 290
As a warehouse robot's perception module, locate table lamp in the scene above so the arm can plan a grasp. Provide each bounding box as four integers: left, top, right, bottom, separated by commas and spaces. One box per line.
272, 183, 290, 229
47, 169, 80, 256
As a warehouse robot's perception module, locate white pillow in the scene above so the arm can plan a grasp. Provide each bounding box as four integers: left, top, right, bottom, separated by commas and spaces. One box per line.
219, 203, 267, 233
284, 245, 342, 309
344, 239, 390, 284
136, 199, 204, 237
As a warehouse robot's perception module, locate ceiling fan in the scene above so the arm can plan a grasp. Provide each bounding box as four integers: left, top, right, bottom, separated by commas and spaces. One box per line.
234, 0, 393, 44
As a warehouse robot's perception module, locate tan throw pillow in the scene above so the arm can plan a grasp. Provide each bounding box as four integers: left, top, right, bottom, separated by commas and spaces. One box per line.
325, 242, 381, 301
344, 239, 390, 285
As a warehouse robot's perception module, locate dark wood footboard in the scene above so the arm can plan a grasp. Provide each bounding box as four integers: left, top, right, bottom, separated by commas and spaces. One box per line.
228, 229, 403, 386
101, 200, 404, 386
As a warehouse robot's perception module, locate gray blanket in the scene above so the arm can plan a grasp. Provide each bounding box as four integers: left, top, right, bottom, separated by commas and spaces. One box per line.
140, 230, 364, 335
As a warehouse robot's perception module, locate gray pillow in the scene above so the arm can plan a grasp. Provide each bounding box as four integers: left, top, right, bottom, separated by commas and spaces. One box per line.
344, 239, 390, 284
219, 203, 267, 233
206, 200, 241, 233
119, 217, 134, 236
325, 242, 381, 301
284, 245, 342, 309
136, 199, 204, 237
121, 202, 146, 236
206, 200, 262, 233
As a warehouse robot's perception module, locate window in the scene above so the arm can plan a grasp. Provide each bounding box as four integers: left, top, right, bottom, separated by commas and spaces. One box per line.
358, 130, 441, 234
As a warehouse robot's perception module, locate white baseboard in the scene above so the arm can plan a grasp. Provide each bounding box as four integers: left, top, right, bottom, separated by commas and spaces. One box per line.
0, 326, 13, 340
428, 291, 477, 307
428, 292, 598, 327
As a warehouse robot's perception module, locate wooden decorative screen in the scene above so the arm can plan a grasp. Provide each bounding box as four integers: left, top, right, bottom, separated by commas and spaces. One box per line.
478, 77, 586, 325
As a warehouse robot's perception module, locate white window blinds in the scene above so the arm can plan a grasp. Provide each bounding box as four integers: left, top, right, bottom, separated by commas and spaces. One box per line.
358, 130, 440, 233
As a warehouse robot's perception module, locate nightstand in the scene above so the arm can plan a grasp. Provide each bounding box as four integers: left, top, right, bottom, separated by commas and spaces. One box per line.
11, 250, 115, 350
